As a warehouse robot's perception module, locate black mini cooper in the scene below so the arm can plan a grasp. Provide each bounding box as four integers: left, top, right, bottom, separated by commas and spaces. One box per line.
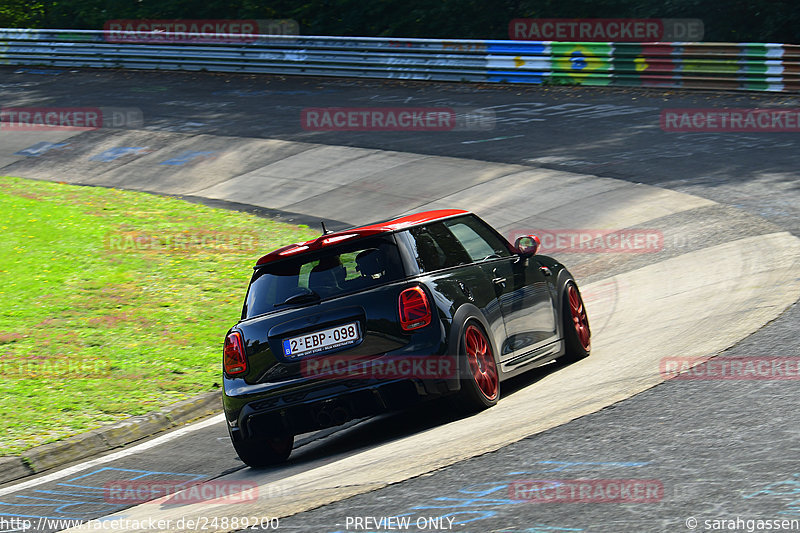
222, 210, 590, 466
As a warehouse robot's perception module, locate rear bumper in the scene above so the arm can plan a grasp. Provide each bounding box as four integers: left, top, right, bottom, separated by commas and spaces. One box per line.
225, 376, 459, 441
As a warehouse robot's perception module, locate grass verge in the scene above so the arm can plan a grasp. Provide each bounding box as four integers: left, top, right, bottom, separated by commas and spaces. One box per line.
0, 176, 318, 455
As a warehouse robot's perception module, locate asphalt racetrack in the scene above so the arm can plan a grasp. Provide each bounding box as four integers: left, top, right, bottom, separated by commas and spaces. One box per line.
0, 67, 798, 533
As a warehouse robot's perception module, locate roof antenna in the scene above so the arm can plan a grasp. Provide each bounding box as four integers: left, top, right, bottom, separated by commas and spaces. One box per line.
321, 221, 332, 235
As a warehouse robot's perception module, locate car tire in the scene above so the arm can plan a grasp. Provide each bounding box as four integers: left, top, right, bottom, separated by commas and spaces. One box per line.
454, 321, 500, 411
232, 433, 293, 467
560, 281, 591, 362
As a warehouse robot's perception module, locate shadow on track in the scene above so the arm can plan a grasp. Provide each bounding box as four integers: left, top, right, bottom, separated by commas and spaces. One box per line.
250, 357, 576, 470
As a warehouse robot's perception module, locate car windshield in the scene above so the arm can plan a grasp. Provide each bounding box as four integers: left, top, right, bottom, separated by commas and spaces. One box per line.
242, 235, 404, 318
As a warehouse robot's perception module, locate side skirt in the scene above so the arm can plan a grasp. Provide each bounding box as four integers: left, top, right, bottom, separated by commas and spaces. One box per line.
499, 339, 563, 377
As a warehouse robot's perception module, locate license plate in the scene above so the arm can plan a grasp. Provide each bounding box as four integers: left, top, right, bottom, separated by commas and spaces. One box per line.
282, 322, 361, 359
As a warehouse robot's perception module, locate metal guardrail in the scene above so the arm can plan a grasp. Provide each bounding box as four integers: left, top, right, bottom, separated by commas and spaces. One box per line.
1, 28, 798, 92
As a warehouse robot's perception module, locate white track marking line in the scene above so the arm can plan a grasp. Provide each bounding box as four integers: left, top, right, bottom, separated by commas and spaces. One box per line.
0, 414, 224, 497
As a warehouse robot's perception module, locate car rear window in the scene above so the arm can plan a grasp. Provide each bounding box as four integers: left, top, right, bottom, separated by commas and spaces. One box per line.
242, 235, 404, 318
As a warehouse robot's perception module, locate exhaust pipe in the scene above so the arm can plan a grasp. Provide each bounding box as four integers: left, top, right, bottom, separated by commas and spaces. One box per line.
316, 409, 333, 427
331, 406, 349, 425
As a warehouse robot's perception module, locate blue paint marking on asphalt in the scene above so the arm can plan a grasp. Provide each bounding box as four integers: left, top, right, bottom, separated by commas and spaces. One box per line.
59, 466, 204, 489
456, 482, 512, 497
9, 490, 102, 505
408, 509, 498, 525
24, 490, 102, 498
0, 512, 62, 519
0, 467, 206, 521
742, 474, 800, 516
412, 495, 525, 509
13, 68, 63, 75
3, 494, 110, 516
89, 147, 150, 162
160, 151, 217, 166
743, 473, 800, 498
14, 142, 69, 157
320, 460, 648, 532
66, 466, 205, 481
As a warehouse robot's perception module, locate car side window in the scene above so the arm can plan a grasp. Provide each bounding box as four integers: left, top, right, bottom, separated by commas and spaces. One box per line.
407, 223, 472, 272
444, 216, 512, 261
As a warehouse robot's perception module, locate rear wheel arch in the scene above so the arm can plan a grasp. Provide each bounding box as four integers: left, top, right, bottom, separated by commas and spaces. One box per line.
448, 303, 502, 411
448, 303, 498, 366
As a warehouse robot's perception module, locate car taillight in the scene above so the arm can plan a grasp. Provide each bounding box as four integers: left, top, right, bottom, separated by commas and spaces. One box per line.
399, 286, 432, 331
224, 331, 247, 375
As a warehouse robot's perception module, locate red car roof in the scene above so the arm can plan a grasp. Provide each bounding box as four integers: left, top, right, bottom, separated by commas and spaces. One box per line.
255, 209, 469, 266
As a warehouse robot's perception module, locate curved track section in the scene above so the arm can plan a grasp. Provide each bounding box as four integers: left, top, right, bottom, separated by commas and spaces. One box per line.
0, 70, 798, 532
1, 123, 798, 531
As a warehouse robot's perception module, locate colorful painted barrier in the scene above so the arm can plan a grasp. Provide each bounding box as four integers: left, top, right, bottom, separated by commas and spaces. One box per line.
0, 29, 797, 93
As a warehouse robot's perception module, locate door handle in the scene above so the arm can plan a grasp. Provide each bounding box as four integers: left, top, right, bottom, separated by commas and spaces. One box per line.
458, 281, 474, 301
492, 267, 506, 287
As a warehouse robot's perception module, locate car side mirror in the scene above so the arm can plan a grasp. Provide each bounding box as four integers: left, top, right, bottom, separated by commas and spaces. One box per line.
515, 235, 540, 257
